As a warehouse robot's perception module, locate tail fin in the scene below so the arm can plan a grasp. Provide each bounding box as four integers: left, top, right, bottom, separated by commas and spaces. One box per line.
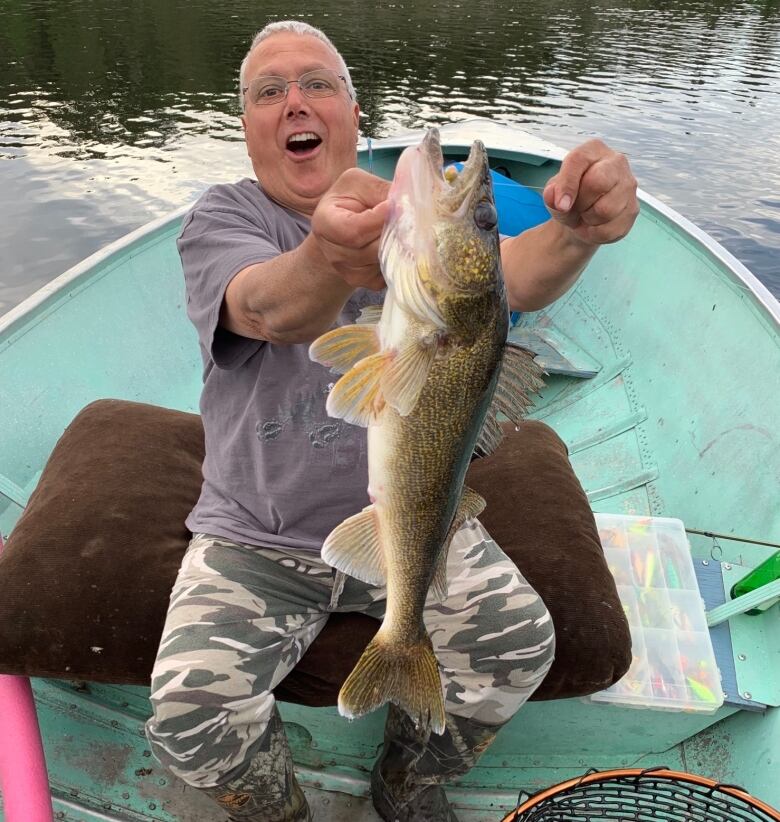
338, 631, 446, 735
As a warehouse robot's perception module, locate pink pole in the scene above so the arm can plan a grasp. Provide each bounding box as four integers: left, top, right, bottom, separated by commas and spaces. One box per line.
0, 534, 54, 821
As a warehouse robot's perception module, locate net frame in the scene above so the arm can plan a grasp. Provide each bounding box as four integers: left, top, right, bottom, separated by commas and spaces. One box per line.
503, 766, 780, 822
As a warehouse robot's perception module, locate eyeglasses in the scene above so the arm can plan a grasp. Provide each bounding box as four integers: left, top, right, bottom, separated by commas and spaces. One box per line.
242, 68, 349, 106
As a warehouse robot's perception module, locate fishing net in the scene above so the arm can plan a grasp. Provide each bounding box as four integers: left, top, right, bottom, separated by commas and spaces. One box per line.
503, 767, 780, 822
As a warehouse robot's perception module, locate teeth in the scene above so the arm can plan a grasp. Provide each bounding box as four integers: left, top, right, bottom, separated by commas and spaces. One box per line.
288, 132, 320, 144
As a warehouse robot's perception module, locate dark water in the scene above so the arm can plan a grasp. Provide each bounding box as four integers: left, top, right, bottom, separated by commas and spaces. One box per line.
2, 0, 779, 314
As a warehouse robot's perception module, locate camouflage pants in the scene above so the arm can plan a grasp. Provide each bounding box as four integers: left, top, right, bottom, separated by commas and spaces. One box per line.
145, 520, 555, 788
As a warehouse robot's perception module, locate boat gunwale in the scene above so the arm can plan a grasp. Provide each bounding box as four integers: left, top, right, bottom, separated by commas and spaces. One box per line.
0, 204, 191, 340
1, 120, 778, 341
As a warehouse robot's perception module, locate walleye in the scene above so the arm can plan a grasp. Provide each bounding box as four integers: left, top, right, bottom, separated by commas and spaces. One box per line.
309, 128, 542, 734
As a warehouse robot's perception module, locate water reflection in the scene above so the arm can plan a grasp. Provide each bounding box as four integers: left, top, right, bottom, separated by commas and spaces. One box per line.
1, 0, 779, 312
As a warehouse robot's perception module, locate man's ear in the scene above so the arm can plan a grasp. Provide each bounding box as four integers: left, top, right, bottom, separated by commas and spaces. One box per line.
352, 102, 360, 130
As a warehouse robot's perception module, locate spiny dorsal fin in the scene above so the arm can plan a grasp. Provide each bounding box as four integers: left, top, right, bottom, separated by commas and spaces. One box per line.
482, 343, 544, 437
475, 412, 504, 458
429, 486, 486, 601
326, 351, 390, 427
309, 324, 381, 375
321, 504, 386, 586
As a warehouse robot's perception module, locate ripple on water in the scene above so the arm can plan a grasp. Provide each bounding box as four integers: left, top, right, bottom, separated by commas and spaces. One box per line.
1, 0, 779, 308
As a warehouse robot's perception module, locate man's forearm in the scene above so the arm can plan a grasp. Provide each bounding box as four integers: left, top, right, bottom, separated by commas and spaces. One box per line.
501, 220, 598, 312
221, 233, 355, 344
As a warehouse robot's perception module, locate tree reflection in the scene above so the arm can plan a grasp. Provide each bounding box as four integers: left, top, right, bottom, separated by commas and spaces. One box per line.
1, 0, 779, 145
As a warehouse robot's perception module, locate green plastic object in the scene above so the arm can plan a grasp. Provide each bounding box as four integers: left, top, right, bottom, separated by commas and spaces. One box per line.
731, 551, 780, 614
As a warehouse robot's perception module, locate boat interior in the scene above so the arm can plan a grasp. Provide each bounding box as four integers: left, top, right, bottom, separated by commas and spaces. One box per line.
0, 123, 778, 820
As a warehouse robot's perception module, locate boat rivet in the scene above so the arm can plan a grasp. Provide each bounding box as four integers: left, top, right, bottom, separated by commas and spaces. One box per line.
738, 654, 747, 661
148, 803, 157, 810
159, 778, 167, 785
702, 560, 709, 566
103, 804, 112, 810
122, 792, 130, 799
724, 563, 732, 570
142, 749, 152, 757
743, 692, 752, 700
56, 813, 65, 820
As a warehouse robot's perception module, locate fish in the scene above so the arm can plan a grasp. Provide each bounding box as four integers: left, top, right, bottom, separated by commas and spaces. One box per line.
309, 127, 543, 734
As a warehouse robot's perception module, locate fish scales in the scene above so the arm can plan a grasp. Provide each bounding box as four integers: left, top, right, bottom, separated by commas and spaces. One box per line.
309, 127, 540, 734
378, 310, 505, 637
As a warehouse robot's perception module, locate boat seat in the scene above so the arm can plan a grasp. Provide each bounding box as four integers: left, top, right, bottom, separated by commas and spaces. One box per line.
0, 400, 631, 705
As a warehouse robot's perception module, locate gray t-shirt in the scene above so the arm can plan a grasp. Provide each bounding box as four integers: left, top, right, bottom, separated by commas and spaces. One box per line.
179, 178, 383, 553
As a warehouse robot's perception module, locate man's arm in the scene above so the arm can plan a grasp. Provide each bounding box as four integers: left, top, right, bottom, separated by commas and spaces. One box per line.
502, 139, 639, 312
222, 169, 390, 345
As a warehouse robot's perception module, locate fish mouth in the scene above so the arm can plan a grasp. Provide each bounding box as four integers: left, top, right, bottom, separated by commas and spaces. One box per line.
381, 128, 497, 309
423, 128, 490, 217
389, 128, 490, 220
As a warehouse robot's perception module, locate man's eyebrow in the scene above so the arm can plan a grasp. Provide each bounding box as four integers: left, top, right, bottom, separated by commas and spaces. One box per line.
252, 63, 335, 78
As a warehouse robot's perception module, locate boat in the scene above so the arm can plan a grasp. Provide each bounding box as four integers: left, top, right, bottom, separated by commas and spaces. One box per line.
0, 119, 778, 821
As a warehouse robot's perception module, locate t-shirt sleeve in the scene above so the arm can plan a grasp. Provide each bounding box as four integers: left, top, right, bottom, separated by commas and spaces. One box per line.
178, 196, 282, 370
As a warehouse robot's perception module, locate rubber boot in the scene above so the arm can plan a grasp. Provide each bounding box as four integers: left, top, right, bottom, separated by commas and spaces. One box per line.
199, 707, 311, 822
371, 704, 500, 822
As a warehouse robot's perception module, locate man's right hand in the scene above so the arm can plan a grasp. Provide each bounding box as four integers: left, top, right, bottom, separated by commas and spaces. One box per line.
309, 168, 390, 291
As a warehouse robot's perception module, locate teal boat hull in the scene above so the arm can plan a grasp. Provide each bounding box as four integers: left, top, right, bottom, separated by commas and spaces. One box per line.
1, 120, 778, 820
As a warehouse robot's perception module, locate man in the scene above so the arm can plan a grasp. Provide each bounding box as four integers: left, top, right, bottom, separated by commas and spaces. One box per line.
145, 20, 639, 822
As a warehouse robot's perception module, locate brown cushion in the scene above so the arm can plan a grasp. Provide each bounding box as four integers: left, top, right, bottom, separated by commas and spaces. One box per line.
0, 400, 629, 702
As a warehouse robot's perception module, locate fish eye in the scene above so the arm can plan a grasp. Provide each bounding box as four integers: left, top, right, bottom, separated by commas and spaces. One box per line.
474, 200, 498, 231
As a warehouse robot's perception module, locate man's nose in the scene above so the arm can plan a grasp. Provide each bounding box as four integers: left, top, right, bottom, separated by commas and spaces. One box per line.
284, 82, 310, 116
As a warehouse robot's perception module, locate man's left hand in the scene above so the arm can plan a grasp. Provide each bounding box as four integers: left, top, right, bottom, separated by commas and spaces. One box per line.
543, 139, 639, 247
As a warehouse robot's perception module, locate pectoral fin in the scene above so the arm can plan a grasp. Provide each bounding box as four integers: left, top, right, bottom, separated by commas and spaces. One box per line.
381, 339, 438, 416
430, 486, 487, 601
326, 351, 390, 426
357, 304, 384, 324
321, 504, 386, 586
309, 323, 381, 375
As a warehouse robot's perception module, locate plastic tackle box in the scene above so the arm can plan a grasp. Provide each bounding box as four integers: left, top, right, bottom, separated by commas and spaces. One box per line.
590, 514, 723, 713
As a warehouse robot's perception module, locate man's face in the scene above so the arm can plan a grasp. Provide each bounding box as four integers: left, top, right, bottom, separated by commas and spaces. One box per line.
241, 33, 360, 216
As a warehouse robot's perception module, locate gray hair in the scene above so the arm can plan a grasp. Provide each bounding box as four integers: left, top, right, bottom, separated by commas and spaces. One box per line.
239, 21, 356, 111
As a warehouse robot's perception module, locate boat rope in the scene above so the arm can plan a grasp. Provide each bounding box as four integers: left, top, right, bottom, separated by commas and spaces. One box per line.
685, 527, 780, 550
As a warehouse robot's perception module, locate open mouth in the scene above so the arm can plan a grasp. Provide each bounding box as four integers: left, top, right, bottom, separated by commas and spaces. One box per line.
286, 132, 323, 157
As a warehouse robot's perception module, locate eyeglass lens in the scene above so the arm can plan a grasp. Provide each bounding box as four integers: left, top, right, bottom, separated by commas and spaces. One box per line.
246, 69, 342, 105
